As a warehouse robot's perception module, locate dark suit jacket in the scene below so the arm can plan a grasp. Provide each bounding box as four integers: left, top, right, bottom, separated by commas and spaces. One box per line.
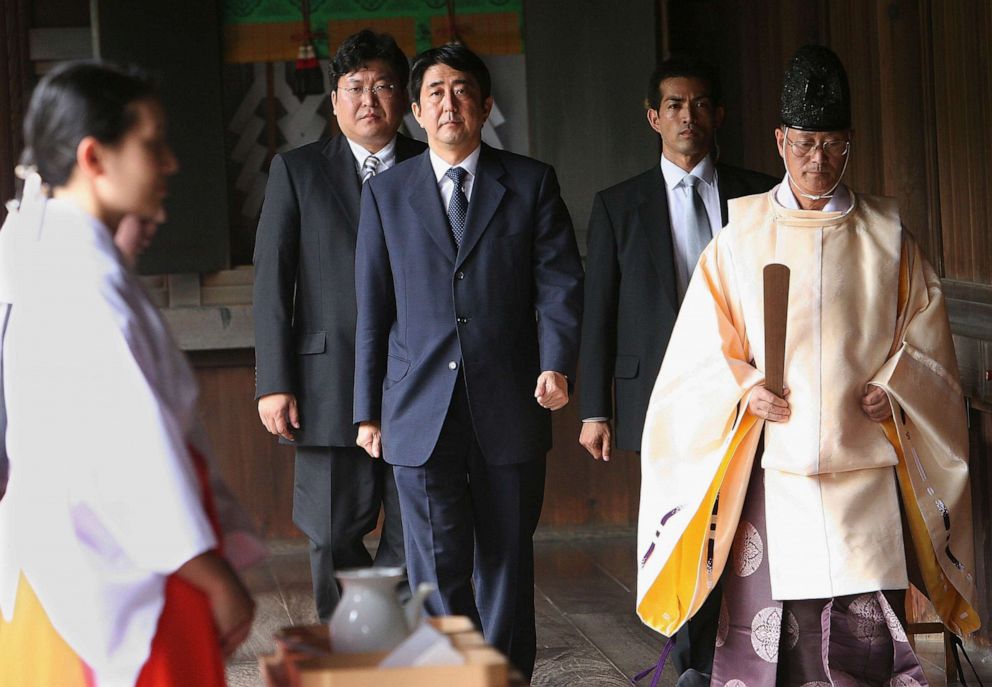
353, 144, 584, 467
253, 133, 426, 447
579, 162, 776, 451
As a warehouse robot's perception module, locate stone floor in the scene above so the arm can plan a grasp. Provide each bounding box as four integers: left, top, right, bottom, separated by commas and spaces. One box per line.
225, 529, 989, 686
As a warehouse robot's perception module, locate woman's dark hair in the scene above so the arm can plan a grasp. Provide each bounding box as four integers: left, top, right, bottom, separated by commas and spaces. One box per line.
410, 43, 491, 103
21, 60, 157, 187
329, 29, 410, 92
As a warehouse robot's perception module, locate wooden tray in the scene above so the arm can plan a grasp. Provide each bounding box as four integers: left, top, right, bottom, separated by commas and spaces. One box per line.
260, 616, 511, 687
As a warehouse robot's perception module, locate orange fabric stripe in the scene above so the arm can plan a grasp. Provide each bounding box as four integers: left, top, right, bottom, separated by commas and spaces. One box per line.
882, 419, 979, 636
0, 446, 227, 686
0, 573, 90, 687
638, 413, 759, 635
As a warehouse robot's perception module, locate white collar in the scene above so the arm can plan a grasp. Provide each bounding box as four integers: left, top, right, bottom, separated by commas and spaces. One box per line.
774, 175, 852, 212
346, 135, 397, 170
429, 145, 482, 183
660, 154, 716, 191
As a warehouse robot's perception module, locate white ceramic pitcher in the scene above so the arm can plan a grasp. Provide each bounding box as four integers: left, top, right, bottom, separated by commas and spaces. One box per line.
327, 566, 434, 654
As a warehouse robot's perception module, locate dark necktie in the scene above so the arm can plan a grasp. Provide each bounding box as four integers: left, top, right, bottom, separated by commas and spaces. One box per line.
445, 166, 468, 246
361, 155, 380, 184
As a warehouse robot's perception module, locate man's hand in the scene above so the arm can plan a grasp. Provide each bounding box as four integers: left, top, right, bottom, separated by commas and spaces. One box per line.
258, 393, 299, 441
579, 421, 612, 461
357, 421, 382, 459
861, 386, 892, 423
534, 371, 569, 411
748, 385, 791, 422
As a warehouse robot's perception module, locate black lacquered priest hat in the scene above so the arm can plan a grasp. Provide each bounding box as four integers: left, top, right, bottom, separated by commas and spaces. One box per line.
780, 45, 851, 131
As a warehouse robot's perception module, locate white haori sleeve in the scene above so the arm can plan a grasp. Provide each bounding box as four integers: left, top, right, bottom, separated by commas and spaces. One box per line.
5, 202, 216, 576
64, 276, 218, 573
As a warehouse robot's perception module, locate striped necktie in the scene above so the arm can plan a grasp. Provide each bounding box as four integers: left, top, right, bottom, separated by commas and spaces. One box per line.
361, 155, 380, 184
445, 166, 468, 246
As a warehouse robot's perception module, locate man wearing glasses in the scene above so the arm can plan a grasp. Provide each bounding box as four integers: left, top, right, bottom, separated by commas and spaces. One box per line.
253, 29, 425, 622
636, 45, 977, 684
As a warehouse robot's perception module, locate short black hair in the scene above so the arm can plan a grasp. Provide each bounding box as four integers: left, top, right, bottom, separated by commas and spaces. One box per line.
646, 57, 722, 110
329, 29, 410, 92
409, 43, 491, 103
21, 60, 157, 188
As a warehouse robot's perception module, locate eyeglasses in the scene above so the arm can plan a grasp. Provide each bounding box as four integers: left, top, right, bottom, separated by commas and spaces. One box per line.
784, 136, 850, 158
338, 84, 399, 100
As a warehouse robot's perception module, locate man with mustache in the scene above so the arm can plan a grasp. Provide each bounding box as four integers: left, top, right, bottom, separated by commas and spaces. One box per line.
353, 43, 583, 680
253, 30, 425, 622
577, 57, 774, 686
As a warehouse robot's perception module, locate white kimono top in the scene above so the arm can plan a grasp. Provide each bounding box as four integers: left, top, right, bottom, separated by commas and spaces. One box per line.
0, 196, 216, 686
636, 189, 979, 639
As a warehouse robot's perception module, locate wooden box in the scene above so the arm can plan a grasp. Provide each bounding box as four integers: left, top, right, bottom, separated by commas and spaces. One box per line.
259, 616, 511, 687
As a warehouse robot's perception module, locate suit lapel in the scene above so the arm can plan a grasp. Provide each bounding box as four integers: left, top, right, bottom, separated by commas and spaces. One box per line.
407, 152, 457, 263
395, 133, 424, 163
716, 163, 740, 226
637, 168, 679, 309
319, 135, 361, 230
455, 146, 505, 270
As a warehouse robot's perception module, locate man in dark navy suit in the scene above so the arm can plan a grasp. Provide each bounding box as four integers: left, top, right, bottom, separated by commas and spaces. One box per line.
577, 58, 775, 686
253, 30, 425, 622
353, 43, 583, 680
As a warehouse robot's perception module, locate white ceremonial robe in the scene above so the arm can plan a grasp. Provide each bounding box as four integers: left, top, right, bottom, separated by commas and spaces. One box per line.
636, 189, 979, 639
0, 197, 216, 686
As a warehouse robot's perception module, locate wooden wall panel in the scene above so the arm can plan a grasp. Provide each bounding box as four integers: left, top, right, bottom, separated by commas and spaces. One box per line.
930, 0, 992, 284
874, 0, 942, 267
195, 361, 299, 540
542, 399, 641, 528
825, 1, 885, 197
827, 0, 941, 266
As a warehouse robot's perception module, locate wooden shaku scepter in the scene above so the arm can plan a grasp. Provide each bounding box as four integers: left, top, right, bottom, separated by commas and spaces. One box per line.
763, 264, 791, 397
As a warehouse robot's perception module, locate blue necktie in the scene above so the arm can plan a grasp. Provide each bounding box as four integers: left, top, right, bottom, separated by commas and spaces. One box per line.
683, 174, 712, 270
679, 174, 713, 300
445, 166, 468, 246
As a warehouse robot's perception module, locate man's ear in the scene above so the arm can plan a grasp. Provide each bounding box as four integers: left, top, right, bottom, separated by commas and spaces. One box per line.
481, 96, 494, 122
330, 90, 338, 116
411, 100, 424, 128
646, 107, 662, 135
774, 127, 786, 159
714, 105, 726, 130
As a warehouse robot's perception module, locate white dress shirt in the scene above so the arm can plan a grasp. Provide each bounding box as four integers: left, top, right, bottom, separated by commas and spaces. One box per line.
429, 145, 482, 211
660, 155, 723, 298
346, 135, 398, 178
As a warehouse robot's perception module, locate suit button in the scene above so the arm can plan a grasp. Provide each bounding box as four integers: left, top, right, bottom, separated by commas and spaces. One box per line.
456, 271, 465, 280
448, 361, 458, 370
456, 316, 468, 325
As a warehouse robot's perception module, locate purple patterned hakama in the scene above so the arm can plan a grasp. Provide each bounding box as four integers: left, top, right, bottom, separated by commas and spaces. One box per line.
709, 459, 930, 686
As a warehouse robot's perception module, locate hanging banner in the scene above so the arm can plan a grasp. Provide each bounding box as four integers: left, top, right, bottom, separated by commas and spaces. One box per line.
223, 0, 524, 63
